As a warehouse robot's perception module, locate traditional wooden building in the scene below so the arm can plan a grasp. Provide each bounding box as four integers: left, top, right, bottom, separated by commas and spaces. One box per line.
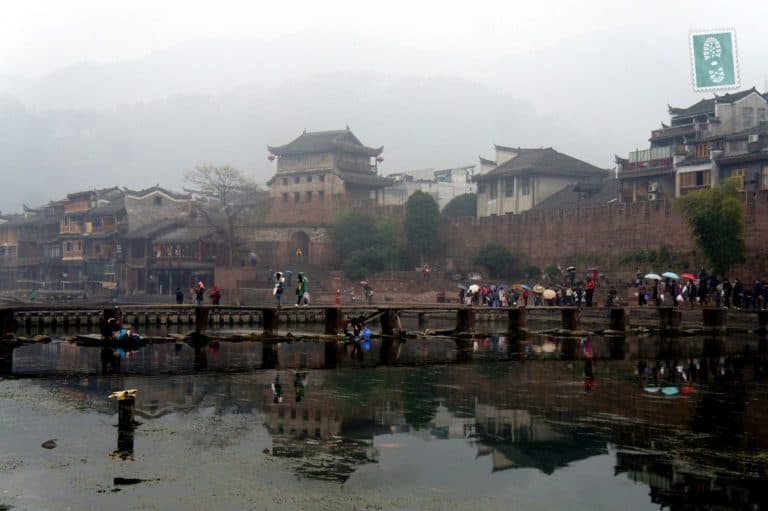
618, 87, 768, 202
257, 128, 394, 268
474, 146, 608, 217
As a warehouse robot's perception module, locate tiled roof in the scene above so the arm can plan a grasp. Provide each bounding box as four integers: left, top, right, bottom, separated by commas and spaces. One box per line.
476, 148, 607, 180
336, 170, 393, 188
669, 87, 764, 119
125, 185, 191, 201
532, 178, 619, 210
85, 199, 126, 218
123, 218, 184, 239
268, 129, 383, 157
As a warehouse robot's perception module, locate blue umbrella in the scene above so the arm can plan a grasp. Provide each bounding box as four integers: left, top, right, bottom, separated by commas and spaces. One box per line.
521, 284, 531, 291
662, 271, 680, 280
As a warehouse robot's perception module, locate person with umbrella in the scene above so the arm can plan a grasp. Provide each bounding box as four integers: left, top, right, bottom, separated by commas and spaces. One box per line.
457, 283, 467, 304
361, 280, 374, 304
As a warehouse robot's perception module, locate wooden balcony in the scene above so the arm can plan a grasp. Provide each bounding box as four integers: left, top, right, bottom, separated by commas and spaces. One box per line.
60, 224, 84, 234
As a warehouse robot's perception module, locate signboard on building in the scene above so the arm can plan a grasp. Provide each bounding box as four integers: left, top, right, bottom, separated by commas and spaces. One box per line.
689, 29, 739, 91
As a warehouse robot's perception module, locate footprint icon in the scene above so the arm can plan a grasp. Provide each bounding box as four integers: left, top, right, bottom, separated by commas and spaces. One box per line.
702, 36, 725, 83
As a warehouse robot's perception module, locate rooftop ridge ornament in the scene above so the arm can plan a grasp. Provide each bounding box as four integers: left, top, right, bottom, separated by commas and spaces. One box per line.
689, 29, 740, 92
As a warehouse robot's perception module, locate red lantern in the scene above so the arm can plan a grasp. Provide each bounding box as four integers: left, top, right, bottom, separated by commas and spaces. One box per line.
268, 154, 276, 162
376, 156, 384, 163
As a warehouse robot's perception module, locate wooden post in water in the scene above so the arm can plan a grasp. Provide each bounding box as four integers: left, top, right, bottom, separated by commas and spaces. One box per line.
194, 307, 209, 334
658, 307, 682, 332
262, 342, 278, 369
702, 308, 727, 330
262, 309, 279, 335
324, 308, 344, 335
561, 307, 581, 331
507, 308, 528, 332
0, 309, 17, 336
118, 396, 136, 430
324, 341, 338, 369
379, 309, 400, 336
417, 313, 428, 331
608, 308, 629, 332
456, 308, 475, 333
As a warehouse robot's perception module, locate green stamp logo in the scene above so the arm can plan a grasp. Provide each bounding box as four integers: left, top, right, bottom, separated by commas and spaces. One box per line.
690, 29, 739, 91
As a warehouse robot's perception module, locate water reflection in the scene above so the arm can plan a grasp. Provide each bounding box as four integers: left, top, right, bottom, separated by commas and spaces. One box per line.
3, 330, 768, 509
4, 354, 766, 510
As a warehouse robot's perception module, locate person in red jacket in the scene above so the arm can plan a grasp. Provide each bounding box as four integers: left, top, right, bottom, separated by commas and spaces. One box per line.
585, 277, 596, 307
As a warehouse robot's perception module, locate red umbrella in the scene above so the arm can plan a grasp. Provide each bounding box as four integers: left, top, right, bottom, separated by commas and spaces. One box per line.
681, 273, 696, 281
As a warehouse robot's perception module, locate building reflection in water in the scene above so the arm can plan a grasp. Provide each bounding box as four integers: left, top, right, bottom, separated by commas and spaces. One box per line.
14, 331, 768, 507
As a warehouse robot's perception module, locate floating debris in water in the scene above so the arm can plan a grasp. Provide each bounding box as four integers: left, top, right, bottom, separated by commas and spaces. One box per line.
41, 439, 57, 449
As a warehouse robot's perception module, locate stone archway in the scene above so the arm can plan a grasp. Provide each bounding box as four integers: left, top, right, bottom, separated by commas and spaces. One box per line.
290, 230, 311, 265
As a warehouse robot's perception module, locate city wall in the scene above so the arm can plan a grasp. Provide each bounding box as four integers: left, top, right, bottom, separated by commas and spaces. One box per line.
440, 190, 768, 280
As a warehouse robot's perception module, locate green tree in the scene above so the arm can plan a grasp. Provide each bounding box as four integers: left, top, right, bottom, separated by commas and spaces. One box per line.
441, 193, 477, 218
404, 191, 440, 263
473, 244, 518, 279
331, 211, 405, 279
330, 210, 380, 256
676, 181, 746, 277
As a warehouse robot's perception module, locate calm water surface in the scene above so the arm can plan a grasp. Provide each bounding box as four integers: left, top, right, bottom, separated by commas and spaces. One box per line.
1, 332, 767, 510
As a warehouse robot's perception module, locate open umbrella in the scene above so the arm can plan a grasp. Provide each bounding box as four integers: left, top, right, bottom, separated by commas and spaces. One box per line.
543, 289, 557, 300
359, 280, 369, 286
566, 266, 576, 272
520, 284, 531, 290
468, 284, 480, 294
644, 273, 662, 280
662, 271, 680, 280
681, 273, 696, 281
532, 284, 545, 294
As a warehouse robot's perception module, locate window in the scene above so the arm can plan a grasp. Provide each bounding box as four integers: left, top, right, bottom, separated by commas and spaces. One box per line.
306, 175, 312, 183
521, 177, 530, 196
505, 177, 515, 197
306, 191, 312, 201
728, 140, 747, 154
478, 184, 486, 195
294, 192, 300, 202
282, 193, 288, 202
94, 243, 101, 255
319, 174, 325, 182
743, 107, 754, 126
65, 241, 73, 252
294, 176, 300, 184
679, 170, 711, 189
319, 190, 325, 200
154, 196, 162, 206
490, 182, 498, 199
282, 178, 288, 186
758, 108, 767, 122
695, 143, 710, 159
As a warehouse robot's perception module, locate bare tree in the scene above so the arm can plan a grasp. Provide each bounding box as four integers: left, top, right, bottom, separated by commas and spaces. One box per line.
184, 164, 267, 267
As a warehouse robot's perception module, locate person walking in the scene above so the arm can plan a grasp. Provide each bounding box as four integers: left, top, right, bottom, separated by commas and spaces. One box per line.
209, 285, 221, 305
273, 272, 285, 307
295, 272, 309, 306
585, 277, 595, 307
194, 282, 205, 305
175, 287, 184, 304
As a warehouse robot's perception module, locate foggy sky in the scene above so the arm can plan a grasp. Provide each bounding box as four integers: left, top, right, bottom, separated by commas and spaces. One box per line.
2, 0, 768, 213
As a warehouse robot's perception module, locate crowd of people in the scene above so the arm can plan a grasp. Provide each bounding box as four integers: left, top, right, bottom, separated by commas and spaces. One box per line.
457, 275, 609, 308
635, 268, 768, 310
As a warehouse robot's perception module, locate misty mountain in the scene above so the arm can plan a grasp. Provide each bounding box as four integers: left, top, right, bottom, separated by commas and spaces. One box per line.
2, 30, 766, 213
0, 72, 591, 212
